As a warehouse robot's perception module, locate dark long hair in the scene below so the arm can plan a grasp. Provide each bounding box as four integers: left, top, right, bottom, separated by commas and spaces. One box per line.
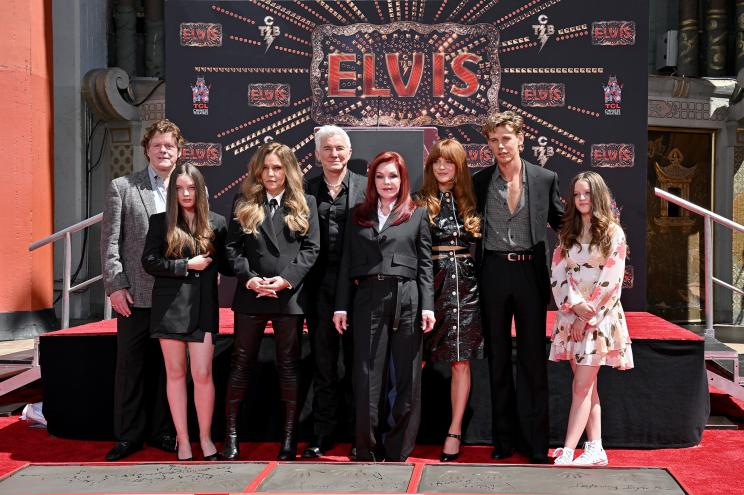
417, 138, 480, 237
353, 151, 416, 227
559, 171, 617, 258
164, 164, 214, 258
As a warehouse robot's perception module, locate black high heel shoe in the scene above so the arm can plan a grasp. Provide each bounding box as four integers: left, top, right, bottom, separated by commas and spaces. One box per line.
440, 433, 462, 462
203, 450, 222, 461
176, 439, 193, 461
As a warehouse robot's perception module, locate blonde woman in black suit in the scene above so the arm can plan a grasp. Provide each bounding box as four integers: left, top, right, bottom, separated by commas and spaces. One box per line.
142, 163, 230, 461
333, 151, 435, 462
223, 142, 320, 461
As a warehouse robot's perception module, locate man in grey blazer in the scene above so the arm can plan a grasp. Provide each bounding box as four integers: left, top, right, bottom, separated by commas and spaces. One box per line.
473, 112, 564, 464
101, 119, 184, 461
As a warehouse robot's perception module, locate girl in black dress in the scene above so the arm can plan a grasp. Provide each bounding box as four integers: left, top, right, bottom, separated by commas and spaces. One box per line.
142, 163, 229, 461
417, 139, 483, 462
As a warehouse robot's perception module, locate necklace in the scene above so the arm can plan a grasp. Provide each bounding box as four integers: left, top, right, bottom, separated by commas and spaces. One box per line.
324, 177, 344, 199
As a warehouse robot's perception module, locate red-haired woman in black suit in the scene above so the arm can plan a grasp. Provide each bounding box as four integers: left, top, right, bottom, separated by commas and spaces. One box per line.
333, 151, 435, 462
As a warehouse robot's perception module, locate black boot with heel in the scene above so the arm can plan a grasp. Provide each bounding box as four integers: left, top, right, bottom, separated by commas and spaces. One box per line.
277, 402, 298, 460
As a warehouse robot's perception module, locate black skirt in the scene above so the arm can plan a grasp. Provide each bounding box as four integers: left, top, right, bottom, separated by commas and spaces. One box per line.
424, 253, 483, 362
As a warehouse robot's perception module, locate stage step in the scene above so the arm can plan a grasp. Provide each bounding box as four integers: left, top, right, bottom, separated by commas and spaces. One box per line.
0, 364, 31, 381
704, 335, 744, 401
706, 415, 739, 429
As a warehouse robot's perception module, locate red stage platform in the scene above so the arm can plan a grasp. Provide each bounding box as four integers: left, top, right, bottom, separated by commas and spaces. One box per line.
45, 308, 702, 341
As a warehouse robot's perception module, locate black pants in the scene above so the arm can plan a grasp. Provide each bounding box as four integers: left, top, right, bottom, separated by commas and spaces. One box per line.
480, 254, 549, 459
114, 308, 172, 443
352, 277, 422, 462
228, 313, 304, 406
306, 272, 355, 438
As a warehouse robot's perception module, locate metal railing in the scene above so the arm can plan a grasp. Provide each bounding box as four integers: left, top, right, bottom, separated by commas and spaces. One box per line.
28, 212, 111, 329
1, 213, 111, 396
654, 188, 744, 337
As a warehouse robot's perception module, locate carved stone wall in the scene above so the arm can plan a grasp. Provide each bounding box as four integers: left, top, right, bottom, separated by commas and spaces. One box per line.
732, 139, 744, 323
648, 75, 735, 323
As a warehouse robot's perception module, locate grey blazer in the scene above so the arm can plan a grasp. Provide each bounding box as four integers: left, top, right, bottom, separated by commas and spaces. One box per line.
101, 168, 159, 308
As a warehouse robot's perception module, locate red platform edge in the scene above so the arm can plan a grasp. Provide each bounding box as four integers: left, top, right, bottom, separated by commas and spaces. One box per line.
42, 308, 701, 341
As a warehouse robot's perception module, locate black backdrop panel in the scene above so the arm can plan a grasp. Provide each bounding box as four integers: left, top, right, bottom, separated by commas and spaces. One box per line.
41, 333, 707, 448
165, 1, 648, 309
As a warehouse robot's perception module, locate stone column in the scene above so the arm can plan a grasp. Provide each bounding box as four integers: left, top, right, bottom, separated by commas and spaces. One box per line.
706, 0, 728, 76
736, 0, 744, 73
144, 0, 164, 78
114, 0, 137, 76
678, 0, 700, 76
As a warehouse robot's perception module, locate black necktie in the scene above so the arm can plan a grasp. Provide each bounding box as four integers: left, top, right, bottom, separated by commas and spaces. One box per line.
269, 198, 278, 218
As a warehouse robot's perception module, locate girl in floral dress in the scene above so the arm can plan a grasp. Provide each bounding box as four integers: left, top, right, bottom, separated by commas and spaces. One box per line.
550, 171, 633, 466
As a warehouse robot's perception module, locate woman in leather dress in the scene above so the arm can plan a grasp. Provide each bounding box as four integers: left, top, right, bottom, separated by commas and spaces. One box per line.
416, 139, 483, 462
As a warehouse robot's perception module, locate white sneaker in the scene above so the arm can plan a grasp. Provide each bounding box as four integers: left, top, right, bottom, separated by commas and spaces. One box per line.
552, 447, 575, 465
573, 440, 608, 466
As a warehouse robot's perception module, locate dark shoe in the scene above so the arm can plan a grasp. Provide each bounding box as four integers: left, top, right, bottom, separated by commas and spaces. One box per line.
348, 446, 357, 460
301, 435, 334, 459
529, 455, 550, 464
491, 446, 514, 460
105, 441, 142, 461
356, 451, 384, 462
203, 451, 222, 461
301, 445, 323, 459
440, 432, 462, 462
149, 433, 177, 453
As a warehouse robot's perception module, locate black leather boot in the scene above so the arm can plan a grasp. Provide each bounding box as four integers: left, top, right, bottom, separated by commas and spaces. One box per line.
222, 399, 241, 460
223, 346, 252, 461
277, 402, 298, 460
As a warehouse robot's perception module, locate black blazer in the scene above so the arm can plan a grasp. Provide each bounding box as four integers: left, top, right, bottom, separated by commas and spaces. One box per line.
142, 211, 230, 335
304, 169, 367, 284
335, 206, 434, 313
225, 194, 320, 315
472, 159, 564, 295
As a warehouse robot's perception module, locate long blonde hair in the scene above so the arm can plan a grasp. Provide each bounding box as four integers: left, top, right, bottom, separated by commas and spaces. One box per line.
165, 164, 214, 258
416, 139, 481, 237
559, 171, 617, 258
235, 142, 310, 235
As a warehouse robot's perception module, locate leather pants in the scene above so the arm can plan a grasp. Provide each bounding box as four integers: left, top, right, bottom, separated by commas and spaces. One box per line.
224, 313, 303, 458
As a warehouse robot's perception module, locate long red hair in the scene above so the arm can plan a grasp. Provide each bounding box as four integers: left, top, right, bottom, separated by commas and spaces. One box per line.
353, 151, 416, 227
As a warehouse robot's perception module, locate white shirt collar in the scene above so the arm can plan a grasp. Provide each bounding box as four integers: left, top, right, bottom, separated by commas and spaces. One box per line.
267, 189, 285, 205
377, 199, 396, 227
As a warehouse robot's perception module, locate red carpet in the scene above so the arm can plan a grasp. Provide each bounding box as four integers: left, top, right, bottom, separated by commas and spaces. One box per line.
0, 415, 741, 494
45, 309, 701, 341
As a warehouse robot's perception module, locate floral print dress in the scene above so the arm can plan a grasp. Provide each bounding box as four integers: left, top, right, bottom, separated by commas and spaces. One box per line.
549, 225, 633, 369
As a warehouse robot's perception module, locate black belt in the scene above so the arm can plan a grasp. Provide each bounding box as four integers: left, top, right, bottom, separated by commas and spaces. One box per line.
485, 250, 535, 262
356, 274, 408, 332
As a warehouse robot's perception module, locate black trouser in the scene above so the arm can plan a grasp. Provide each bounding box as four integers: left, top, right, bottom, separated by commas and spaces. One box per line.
226, 313, 304, 411
306, 271, 355, 438
114, 308, 172, 444
352, 277, 422, 462
480, 254, 549, 459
